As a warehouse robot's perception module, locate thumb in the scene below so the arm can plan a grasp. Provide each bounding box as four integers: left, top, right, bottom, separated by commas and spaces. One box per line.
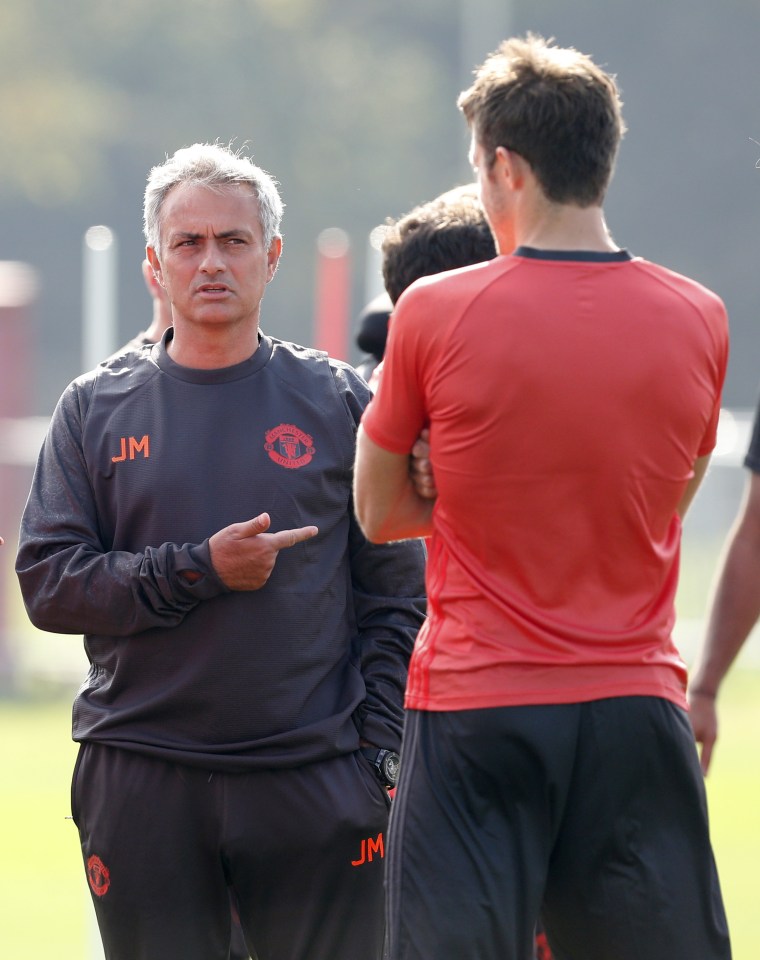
239, 513, 271, 537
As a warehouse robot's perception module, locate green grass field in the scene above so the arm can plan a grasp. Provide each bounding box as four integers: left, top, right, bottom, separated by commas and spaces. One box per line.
1, 672, 759, 959
702, 668, 760, 958
1, 696, 89, 958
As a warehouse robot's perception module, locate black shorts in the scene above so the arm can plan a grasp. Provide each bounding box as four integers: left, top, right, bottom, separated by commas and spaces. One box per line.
72, 743, 391, 960
386, 698, 731, 960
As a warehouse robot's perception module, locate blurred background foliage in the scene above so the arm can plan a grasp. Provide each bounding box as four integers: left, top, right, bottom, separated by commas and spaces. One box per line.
0, 0, 758, 412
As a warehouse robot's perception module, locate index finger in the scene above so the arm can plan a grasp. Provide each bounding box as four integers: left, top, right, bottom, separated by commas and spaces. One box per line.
271, 525, 319, 550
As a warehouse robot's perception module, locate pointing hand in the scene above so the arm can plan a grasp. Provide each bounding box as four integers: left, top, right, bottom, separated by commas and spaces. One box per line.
209, 513, 318, 590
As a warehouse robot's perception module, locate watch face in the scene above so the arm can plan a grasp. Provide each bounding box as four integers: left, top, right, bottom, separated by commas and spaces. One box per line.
382, 751, 401, 786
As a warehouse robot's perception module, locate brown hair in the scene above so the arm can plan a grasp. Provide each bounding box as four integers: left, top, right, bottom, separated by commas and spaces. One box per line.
458, 35, 626, 207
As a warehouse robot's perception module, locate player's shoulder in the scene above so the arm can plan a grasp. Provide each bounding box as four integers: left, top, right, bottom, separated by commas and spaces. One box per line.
630, 257, 726, 312
394, 258, 507, 328
266, 334, 323, 364
70, 343, 158, 397
50, 347, 157, 427
408, 256, 505, 300
265, 334, 369, 404
102, 333, 154, 364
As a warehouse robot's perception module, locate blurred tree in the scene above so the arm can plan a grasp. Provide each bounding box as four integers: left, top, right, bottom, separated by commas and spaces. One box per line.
0, 0, 757, 412
0, 2, 128, 204
0, 0, 472, 409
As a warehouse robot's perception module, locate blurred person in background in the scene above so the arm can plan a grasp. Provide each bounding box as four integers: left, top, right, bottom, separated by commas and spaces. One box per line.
355, 183, 496, 391
110, 258, 173, 357
689, 398, 760, 773
16, 141, 425, 960
355, 291, 392, 384
355, 34, 731, 960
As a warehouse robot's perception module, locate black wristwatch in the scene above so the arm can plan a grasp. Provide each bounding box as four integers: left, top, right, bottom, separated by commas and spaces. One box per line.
361, 747, 401, 788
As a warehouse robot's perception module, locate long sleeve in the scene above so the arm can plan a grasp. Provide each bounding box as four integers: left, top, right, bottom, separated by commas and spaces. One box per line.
331, 359, 427, 749
16, 377, 227, 636
348, 509, 426, 749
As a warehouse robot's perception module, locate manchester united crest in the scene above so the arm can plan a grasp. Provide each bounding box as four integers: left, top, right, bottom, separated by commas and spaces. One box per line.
265, 424, 315, 469
87, 854, 111, 897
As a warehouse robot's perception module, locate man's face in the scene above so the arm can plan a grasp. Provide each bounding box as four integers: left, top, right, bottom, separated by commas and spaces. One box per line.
148, 182, 281, 333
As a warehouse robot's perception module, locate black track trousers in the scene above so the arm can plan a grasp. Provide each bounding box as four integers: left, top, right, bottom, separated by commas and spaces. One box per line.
72, 743, 392, 960
387, 698, 731, 960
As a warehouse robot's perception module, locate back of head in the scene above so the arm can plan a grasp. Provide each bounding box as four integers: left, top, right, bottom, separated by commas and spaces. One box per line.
143, 141, 284, 255
381, 185, 497, 304
458, 34, 626, 207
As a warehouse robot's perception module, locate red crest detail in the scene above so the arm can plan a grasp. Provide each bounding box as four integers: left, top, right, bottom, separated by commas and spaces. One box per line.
264, 423, 315, 469
87, 854, 111, 897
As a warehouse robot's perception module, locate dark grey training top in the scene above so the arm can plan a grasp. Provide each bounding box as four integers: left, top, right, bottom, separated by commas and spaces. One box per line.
16, 330, 426, 771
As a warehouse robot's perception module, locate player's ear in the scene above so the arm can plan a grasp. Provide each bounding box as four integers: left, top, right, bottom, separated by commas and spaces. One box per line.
146, 246, 164, 287
495, 146, 527, 192
266, 236, 283, 283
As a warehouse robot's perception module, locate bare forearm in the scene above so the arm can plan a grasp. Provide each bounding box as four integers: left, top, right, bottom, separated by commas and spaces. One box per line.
361, 482, 433, 543
354, 425, 434, 543
690, 535, 760, 696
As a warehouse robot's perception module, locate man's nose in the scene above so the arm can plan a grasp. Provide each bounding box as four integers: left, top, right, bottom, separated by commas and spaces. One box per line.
199, 242, 226, 272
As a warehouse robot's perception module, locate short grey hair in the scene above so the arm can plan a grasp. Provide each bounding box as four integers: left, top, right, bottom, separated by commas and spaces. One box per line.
143, 142, 284, 255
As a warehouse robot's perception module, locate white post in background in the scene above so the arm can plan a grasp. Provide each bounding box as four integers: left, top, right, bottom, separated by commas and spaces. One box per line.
82, 224, 115, 960
82, 226, 118, 370
365, 225, 389, 304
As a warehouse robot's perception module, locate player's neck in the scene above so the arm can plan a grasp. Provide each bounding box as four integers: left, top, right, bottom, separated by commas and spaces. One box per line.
513, 200, 618, 254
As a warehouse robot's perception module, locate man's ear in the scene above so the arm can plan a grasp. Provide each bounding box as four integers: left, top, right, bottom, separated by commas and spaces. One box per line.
146, 246, 164, 286
266, 236, 283, 283
494, 145, 527, 192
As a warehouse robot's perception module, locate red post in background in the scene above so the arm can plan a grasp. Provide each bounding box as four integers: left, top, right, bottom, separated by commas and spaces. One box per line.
313, 228, 351, 360
0, 261, 39, 691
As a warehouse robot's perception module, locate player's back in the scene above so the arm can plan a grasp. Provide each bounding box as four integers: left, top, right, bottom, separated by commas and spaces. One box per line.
398, 250, 727, 709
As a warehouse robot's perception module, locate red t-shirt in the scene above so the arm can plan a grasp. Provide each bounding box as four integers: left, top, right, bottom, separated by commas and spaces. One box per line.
361, 249, 728, 711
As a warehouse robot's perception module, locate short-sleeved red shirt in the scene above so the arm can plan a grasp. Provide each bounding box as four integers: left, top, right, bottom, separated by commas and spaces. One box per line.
361, 249, 728, 711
